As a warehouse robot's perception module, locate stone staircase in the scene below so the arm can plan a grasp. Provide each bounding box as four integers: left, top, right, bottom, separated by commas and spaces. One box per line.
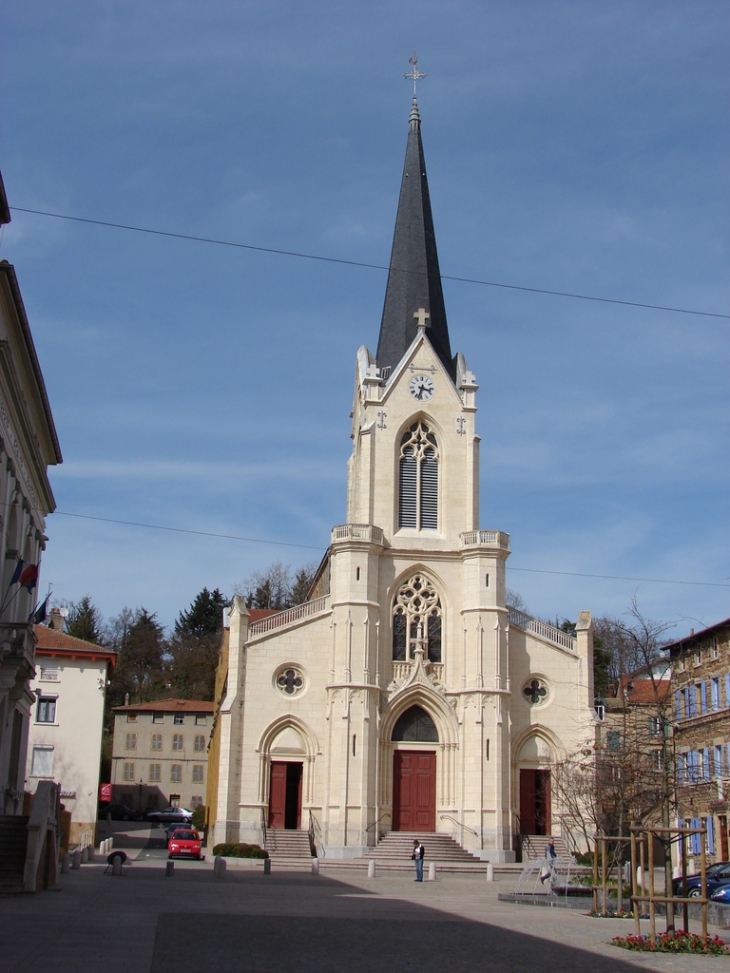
368, 831, 482, 865
517, 833, 570, 862
0, 815, 28, 892
265, 829, 312, 860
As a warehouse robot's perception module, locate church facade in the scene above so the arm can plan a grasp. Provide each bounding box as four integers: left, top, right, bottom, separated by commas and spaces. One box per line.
211, 97, 596, 861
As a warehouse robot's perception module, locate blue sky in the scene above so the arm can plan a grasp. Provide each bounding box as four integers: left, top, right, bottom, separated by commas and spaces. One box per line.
2, 1, 728, 636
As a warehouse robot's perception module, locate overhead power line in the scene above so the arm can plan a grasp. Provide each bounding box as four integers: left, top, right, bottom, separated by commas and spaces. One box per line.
11, 206, 729, 321
53, 509, 730, 589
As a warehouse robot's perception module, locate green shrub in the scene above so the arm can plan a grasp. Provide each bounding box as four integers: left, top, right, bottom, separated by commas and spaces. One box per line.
212, 842, 268, 859
191, 805, 205, 831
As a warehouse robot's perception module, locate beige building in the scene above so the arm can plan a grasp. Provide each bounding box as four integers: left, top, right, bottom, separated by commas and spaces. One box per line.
0, 173, 62, 819
111, 700, 214, 813
26, 610, 115, 846
211, 98, 596, 861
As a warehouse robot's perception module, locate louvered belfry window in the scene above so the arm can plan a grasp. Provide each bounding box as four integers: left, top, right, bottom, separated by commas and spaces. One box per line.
398, 421, 439, 530
391, 574, 443, 663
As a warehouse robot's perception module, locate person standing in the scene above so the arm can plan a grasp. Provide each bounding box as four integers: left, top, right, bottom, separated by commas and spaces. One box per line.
540, 836, 557, 884
411, 839, 425, 882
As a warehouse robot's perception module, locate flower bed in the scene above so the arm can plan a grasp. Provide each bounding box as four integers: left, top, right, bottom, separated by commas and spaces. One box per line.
612, 931, 729, 955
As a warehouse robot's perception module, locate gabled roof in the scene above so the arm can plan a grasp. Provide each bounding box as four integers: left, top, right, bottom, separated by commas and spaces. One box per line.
35, 624, 115, 662
376, 98, 454, 381
665, 616, 730, 654
113, 699, 215, 714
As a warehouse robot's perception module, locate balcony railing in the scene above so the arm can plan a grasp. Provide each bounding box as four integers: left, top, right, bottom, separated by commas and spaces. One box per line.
391, 660, 444, 684
248, 595, 330, 636
459, 530, 511, 551
331, 524, 385, 546
507, 607, 576, 651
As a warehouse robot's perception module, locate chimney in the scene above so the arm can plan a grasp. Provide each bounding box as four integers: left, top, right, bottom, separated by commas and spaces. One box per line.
124, 692, 130, 706
47, 608, 64, 631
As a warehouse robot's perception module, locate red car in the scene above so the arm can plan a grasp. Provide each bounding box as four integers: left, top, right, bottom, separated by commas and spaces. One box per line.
167, 828, 202, 860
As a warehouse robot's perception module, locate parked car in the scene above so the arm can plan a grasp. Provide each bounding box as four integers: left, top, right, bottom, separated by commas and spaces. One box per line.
98, 803, 143, 821
146, 806, 194, 823
711, 884, 730, 903
167, 828, 202, 860
672, 861, 730, 898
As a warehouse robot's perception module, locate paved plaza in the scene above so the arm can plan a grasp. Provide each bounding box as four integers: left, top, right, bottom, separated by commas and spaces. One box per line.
2, 850, 729, 973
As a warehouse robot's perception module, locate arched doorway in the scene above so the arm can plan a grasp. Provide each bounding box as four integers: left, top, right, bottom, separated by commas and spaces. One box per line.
391, 706, 438, 832
516, 734, 552, 836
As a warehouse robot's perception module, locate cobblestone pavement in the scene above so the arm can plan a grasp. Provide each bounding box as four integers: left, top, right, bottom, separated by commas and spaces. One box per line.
1, 859, 728, 973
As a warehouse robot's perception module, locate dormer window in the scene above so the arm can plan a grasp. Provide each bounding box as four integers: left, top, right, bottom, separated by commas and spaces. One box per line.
398, 421, 438, 530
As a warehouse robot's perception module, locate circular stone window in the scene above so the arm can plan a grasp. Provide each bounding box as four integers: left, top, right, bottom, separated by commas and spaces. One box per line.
274, 665, 306, 697
522, 677, 549, 707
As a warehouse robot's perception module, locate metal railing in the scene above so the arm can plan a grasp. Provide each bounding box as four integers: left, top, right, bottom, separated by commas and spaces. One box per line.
507, 607, 576, 651
260, 808, 267, 850
248, 595, 330, 636
308, 810, 325, 858
439, 813, 479, 837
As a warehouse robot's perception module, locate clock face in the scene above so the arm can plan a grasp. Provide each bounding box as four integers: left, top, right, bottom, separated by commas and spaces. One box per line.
409, 375, 435, 401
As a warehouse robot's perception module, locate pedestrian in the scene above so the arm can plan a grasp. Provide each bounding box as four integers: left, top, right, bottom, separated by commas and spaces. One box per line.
411, 838, 425, 882
540, 836, 557, 884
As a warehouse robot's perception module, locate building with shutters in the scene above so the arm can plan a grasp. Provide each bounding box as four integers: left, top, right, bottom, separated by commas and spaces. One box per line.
111, 700, 214, 813
668, 617, 730, 865
211, 91, 596, 861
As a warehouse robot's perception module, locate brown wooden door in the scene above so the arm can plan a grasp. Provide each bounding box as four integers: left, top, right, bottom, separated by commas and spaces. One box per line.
268, 761, 287, 829
520, 768, 551, 835
393, 751, 436, 832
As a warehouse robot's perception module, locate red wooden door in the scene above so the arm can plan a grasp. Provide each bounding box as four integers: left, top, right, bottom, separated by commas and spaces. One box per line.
268, 761, 287, 829
393, 751, 436, 832
519, 769, 536, 833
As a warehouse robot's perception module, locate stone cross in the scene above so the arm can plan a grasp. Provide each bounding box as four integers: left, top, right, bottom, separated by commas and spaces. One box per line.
414, 307, 430, 330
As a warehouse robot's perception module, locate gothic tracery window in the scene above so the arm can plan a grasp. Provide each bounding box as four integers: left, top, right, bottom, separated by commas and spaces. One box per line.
392, 574, 443, 663
398, 421, 439, 530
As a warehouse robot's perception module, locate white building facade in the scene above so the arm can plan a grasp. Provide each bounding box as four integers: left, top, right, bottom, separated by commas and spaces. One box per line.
26, 613, 115, 846
213, 98, 596, 861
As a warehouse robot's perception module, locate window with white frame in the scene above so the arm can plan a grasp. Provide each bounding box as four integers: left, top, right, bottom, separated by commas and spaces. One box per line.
31, 746, 54, 777
151, 733, 162, 751
191, 795, 203, 808
714, 745, 725, 778
712, 677, 721, 711
194, 735, 205, 752
391, 573, 442, 662
36, 697, 57, 723
170, 764, 182, 783
192, 765, 204, 783
652, 749, 663, 771
123, 762, 135, 781
125, 733, 137, 750
172, 734, 184, 751
398, 421, 439, 530
149, 763, 161, 782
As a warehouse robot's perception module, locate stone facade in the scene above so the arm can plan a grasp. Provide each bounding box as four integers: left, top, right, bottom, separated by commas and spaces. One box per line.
211, 100, 597, 862
669, 618, 730, 864
0, 177, 62, 817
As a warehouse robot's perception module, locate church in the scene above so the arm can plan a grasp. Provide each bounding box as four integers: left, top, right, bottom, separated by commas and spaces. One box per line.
209, 91, 596, 862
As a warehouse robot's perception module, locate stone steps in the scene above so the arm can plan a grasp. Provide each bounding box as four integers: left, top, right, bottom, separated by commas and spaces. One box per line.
368, 831, 482, 864
0, 815, 28, 892
265, 829, 312, 859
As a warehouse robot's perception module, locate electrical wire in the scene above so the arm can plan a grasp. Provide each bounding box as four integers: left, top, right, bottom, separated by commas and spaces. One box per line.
10, 206, 729, 321
52, 509, 730, 589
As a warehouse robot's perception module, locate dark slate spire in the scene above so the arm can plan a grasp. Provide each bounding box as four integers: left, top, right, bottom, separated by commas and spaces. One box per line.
376, 97, 454, 380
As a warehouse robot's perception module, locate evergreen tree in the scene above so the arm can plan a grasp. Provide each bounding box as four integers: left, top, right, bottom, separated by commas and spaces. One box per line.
65, 595, 105, 644
167, 588, 228, 700
106, 608, 167, 710
174, 588, 227, 637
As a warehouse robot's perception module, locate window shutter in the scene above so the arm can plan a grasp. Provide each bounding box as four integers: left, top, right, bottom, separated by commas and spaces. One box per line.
703, 748, 710, 781
707, 816, 715, 855
419, 451, 438, 529
701, 682, 707, 713
399, 451, 417, 528
675, 691, 681, 720
691, 818, 701, 856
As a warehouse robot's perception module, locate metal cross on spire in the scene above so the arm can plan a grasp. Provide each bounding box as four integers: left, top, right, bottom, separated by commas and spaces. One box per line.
404, 55, 426, 97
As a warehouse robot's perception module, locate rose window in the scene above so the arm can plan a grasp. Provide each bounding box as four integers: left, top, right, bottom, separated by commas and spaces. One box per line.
523, 678, 548, 706
277, 668, 304, 696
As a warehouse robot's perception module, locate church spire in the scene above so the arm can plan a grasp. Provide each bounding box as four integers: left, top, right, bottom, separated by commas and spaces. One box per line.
376, 68, 454, 381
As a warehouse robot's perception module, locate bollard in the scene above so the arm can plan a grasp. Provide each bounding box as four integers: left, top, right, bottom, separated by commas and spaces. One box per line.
311, 858, 319, 875
486, 863, 494, 882
80, 847, 89, 864
214, 856, 226, 879
636, 866, 642, 889
263, 857, 271, 875
107, 836, 113, 851
61, 854, 71, 874
367, 859, 376, 879
72, 849, 81, 870
428, 862, 436, 882
166, 861, 174, 877
112, 857, 122, 876
87, 845, 95, 862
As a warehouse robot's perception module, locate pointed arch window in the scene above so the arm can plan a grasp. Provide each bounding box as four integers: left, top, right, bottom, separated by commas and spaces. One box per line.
392, 573, 443, 663
399, 421, 439, 530
392, 706, 439, 743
